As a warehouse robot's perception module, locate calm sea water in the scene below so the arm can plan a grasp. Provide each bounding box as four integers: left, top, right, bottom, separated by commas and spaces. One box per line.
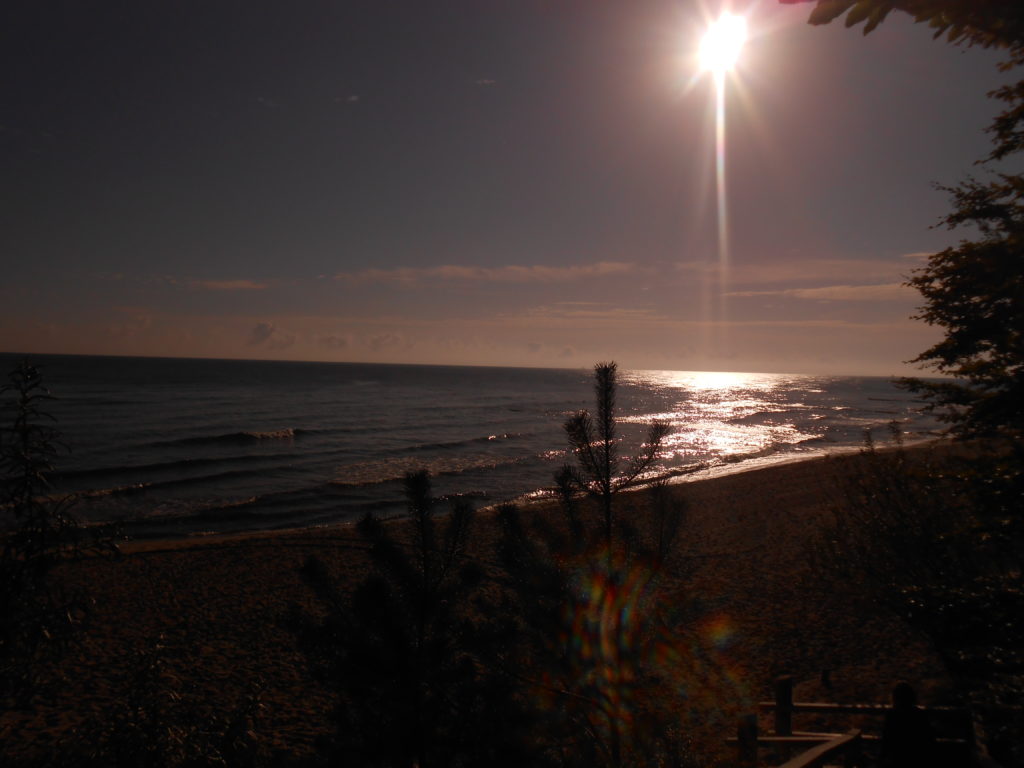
0, 354, 942, 539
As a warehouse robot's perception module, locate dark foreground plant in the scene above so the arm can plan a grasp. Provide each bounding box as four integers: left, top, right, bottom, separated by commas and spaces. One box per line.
783, 3, 1024, 439
295, 365, 703, 768
814, 430, 1024, 766
0, 360, 115, 702
559, 362, 671, 554
496, 495, 696, 768
297, 471, 538, 768
493, 363, 697, 768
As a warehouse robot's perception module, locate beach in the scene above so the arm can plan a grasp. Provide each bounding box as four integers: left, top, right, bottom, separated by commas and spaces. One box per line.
0, 443, 957, 765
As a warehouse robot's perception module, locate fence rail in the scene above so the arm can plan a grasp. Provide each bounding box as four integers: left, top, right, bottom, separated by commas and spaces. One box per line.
732, 675, 972, 768
779, 730, 862, 768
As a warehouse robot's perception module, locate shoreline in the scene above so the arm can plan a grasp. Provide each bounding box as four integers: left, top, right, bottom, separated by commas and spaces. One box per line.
118, 436, 949, 555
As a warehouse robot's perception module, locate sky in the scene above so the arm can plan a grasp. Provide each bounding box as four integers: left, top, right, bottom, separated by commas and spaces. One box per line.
0, 1, 1013, 375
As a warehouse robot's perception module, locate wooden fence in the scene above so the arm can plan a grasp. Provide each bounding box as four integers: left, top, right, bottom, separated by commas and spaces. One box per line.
731, 676, 972, 768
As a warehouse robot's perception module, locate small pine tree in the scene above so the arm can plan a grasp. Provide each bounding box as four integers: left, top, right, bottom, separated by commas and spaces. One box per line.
559, 362, 671, 553
298, 471, 537, 767
494, 363, 689, 768
0, 360, 92, 699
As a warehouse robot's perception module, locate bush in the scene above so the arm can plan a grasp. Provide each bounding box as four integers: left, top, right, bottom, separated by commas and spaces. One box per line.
0, 360, 114, 702
493, 363, 693, 768
815, 431, 1024, 766
297, 471, 538, 767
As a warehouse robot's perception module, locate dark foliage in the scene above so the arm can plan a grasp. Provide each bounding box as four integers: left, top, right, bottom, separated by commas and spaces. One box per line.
297, 471, 538, 768
559, 362, 671, 552
784, 3, 1024, 758
784, 2, 1024, 438
781, 1, 1024, 53
1, 362, 261, 767
495, 498, 694, 768
901, 174, 1024, 437
295, 374, 692, 768
814, 433, 1024, 766
492, 363, 693, 768
0, 360, 115, 702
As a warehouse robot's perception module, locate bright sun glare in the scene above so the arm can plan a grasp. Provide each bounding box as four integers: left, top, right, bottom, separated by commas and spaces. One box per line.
699, 12, 748, 76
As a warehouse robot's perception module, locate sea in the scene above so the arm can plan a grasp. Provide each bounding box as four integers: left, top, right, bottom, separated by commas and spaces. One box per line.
0, 353, 943, 539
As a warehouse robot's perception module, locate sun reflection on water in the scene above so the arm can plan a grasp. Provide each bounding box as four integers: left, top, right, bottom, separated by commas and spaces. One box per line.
627, 369, 785, 392
617, 370, 822, 471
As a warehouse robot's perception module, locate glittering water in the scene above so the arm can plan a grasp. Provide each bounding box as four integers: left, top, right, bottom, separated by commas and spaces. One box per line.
0, 354, 942, 538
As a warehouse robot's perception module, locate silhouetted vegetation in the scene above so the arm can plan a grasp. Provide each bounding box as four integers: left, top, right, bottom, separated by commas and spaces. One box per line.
491, 363, 691, 768
558, 362, 671, 553
792, 1, 1024, 48
495, 497, 693, 768
815, 431, 1024, 766
790, 1, 1024, 438
788, 6, 1024, 761
0, 360, 114, 702
293, 364, 699, 768
297, 470, 540, 767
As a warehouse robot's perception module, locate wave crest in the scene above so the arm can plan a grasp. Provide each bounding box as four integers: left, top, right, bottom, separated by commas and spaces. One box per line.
153, 428, 301, 448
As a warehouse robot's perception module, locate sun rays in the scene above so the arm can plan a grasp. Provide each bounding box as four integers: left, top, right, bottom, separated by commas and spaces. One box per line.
690, 10, 749, 358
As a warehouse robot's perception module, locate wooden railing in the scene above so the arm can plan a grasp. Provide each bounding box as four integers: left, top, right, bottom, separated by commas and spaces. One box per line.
778, 730, 863, 768
732, 675, 971, 768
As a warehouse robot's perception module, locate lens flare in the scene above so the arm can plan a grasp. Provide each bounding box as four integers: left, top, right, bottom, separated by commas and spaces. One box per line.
699, 12, 747, 355
700, 613, 737, 650
539, 543, 753, 757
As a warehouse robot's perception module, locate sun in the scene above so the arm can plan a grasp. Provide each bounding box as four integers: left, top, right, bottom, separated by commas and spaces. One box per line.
699, 12, 748, 77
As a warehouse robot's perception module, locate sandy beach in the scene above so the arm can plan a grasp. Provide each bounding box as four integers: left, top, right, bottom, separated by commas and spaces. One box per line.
0, 442, 959, 765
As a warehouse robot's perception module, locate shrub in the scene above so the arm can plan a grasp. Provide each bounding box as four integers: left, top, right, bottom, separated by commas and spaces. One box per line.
814, 432, 1024, 766
297, 470, 538, 767
0, 360, 113, 701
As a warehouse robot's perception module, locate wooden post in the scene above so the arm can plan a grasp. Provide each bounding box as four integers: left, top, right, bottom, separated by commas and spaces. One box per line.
774, 675, 790, 737
843, 730, 863, 768
737, 713, 758, 767
774, 675, 794, 736
774, 675, 793, 762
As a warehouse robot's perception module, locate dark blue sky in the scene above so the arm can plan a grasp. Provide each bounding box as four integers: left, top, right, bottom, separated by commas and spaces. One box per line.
0, 1, 1011, 373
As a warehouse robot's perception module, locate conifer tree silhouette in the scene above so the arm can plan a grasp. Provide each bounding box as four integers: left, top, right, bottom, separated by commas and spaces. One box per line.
559, 362, 671, 554
299, 470, 536, 767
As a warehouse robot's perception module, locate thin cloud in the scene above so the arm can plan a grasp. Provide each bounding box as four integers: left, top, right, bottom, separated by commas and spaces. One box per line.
248, 322, 274, 345
318, 333, 351, 349
475, 79, 497, 86
524, 303, 662, 320
153, 276, 268, 291
726, 283, 914, 301
366, 332, 410, 351
334, 261, 638, 285
189, 279, 268, 292
688, 258, 909, 286
247, 322, 295, 349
